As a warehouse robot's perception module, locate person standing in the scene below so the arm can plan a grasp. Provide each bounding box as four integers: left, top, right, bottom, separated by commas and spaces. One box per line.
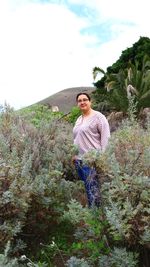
73, 92, 110, 208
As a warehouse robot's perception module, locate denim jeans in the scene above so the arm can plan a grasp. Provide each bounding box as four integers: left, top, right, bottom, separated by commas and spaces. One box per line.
75, 160, 101, 208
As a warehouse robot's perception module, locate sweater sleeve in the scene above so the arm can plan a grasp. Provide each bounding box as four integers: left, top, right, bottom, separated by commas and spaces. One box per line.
97, 115, 110, 151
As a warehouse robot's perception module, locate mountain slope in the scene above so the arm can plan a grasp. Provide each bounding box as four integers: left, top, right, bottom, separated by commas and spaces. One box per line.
36, 86, 95, 113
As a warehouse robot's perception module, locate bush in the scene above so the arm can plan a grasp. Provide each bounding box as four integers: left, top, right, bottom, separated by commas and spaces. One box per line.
63, 118, 150, 266
66, 106, 81, 124
0, 105, 78, 258
1, 105, 150, 266
96, 119, 150, 265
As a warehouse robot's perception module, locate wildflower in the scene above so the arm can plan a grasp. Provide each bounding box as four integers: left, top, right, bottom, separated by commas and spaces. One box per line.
20, 255, 27, 261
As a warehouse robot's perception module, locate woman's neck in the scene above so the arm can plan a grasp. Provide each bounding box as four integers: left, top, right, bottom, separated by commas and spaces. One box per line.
82, 108, 94, 117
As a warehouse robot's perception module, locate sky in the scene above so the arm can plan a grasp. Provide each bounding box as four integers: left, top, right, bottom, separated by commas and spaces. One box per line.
0, 0, 150, 110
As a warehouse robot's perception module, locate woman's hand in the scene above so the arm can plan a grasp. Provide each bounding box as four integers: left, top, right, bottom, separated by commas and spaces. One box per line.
72, 155, 78, 163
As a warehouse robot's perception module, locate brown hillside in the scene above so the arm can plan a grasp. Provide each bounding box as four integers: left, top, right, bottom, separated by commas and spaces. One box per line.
37, 86, 96, 113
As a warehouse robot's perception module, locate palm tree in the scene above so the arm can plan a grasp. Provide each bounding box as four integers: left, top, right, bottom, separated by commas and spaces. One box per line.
93, 55, 150, 114
126, 55, 150, 111
93, 66, 129, 112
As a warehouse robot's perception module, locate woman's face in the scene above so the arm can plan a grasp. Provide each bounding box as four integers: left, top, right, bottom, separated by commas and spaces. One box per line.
77, 94, 91, 112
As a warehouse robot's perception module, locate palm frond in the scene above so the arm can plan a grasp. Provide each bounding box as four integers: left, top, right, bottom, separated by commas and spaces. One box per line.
92, 67, 105, 80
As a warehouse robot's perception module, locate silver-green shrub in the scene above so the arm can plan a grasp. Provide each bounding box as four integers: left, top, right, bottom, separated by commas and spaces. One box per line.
98, 247, 138, 267
0, 105, 78, 255
63, 117, 150, 266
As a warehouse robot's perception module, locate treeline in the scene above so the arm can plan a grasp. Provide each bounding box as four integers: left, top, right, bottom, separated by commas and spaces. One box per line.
93, 36, 150, 114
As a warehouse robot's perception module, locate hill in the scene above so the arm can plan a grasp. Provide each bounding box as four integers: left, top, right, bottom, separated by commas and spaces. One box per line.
36, 86, 96, 114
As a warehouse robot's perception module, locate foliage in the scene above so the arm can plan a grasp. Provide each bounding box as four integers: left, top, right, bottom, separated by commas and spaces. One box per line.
98, 247, 138, 267
63, 116, 150, 266
0, 241, 21, 267
94, 36, 150, 89
63, 202, 110, 265
66, 106, 81, 124
62, 199, 90, 224
1, 104, 150, 267
107, 36, 150, 73
96, 119, 150, 264
37, 221, 75, 266
66, 256, 91, 267
17, 104, 63, 127
93, 37, 150, 114
125, 56, 150, 111
0, 105, 78, 258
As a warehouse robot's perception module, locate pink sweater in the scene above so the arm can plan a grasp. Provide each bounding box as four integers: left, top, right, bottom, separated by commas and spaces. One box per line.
73, 111, 110, 156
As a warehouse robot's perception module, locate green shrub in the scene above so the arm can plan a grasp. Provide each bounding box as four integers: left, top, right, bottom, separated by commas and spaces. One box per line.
17, 104, 63, 127
66, 106, 81, 124
96, 119, 150, 264
1, 105, 149, 266
63, 118, 150, 266
0, 105, 78, 258
98, 247, 138, 267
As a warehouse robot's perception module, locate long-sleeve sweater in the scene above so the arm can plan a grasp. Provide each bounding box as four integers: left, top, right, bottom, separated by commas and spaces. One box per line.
73, 111, 110, 156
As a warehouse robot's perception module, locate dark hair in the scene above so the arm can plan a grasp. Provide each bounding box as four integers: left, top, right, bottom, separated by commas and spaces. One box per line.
76, 92, 91, 102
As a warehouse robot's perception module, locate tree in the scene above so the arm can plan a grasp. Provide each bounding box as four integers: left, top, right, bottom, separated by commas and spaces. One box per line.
107, 36, 150, 73
93, 55, 150, 114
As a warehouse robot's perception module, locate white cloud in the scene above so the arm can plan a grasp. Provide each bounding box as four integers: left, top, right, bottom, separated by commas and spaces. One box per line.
0, 1, 93, 109
0, 0, 150, 109
68, 0, 150, 24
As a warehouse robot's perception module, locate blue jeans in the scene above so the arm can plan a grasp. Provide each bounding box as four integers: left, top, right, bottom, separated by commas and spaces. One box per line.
75, 160, 101, 208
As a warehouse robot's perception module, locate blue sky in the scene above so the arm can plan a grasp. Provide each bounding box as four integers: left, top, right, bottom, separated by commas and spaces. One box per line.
0, 0, 149, 109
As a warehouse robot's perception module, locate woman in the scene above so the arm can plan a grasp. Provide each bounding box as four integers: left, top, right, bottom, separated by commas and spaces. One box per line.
73, 92, 110, 208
